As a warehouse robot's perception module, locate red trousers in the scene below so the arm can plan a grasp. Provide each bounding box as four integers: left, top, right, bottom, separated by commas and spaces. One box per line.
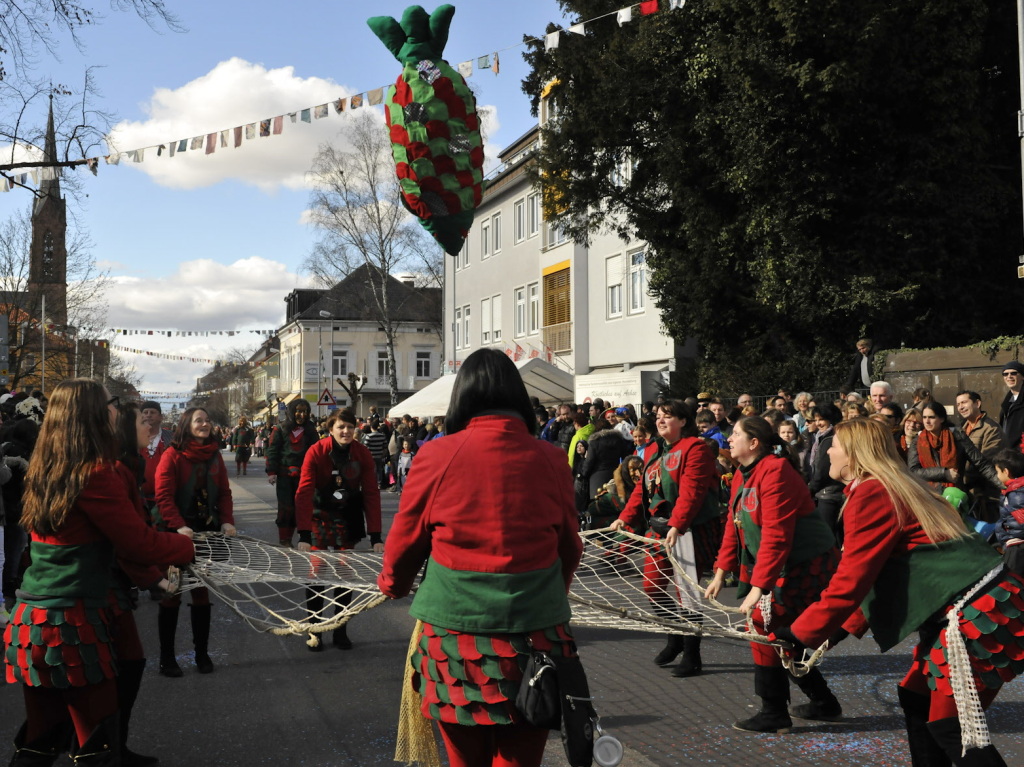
437, 721, 549, 767
23, 677, 117, 746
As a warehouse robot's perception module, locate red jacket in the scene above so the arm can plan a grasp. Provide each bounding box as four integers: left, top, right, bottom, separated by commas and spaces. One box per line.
114, 462, 166, 589
789, 478, 931, 647
295, 437, 381, 535
618, 436, 717, 532
714, 455, 816, 591
140, 429, 171, 500
29, 464, 194, 568
154, 446, 234, 530
378, 415, 583, 600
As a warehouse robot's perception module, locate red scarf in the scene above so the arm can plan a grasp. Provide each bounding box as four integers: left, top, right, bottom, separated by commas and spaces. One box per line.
181, 440, 219, 464
917, 429, 961, 484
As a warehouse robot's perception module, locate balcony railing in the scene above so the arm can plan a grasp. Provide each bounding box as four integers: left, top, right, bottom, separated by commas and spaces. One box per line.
543, 322, 572, 353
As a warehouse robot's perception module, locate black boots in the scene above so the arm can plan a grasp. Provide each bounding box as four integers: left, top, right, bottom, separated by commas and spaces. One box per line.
190, 604, 213, 674
332, 624, 352, 650
157, 605, 182, 678
898, 686, 951, 767
733, 665, 793, 734
8, 721, 70, 766
653, 634, 685, 666
789, 667, 843, 722
69, 715, 119, 766
116, 658, 159, 766
926, 717, 1007, 766
671, 636, 703, 678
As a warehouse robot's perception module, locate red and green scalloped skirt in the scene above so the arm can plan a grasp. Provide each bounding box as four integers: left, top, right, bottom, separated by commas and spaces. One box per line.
912, 572, 1024, 696
412, 622, 575, 726
3, 600, 116, 688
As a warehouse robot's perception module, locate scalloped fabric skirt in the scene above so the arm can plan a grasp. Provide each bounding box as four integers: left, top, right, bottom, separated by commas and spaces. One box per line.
3, 600, 116, 689
911, 572, 1024, 696
412, 622, 575, 726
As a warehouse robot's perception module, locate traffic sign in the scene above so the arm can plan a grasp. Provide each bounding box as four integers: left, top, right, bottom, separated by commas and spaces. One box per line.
316, 388, 336, 406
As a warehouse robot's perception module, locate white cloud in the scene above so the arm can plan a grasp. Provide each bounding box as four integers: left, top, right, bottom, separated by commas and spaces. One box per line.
107, 58, 374, 191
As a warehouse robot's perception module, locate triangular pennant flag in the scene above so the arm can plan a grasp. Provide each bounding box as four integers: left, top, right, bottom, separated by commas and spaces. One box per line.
177, 139, 188, 152
205, 133, 216, 154
350, 94, 364, 109
157, 144, 165, 156
260, 119, 271, 137
544, 31, 560, 51
246, 123, 256, 140
219, 130, 228, 147
167, 142, 175, 157
568, 22, 586, 34
191, 136, 203, 150
669, 0, 685, 8
617, 7, 633, 25
492, 51, 500, 75
314, 104, 329, 118
234, 126, 243, 147
477, 54, 491, 69
333, 98, 346, 113
640, 0, 659, 15
368, 88, 384, 106
458, 60, 473, 77
273, 115, 284, 134
301, 108, 311, 123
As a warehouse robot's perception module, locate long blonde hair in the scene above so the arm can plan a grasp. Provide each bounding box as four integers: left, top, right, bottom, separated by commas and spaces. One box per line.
833, 419, 966, 543
22, 379, 118, 535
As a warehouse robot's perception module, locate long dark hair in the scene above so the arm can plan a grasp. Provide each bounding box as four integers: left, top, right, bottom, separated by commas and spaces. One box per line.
445, 348, 536, 435
116, 401, 145, 483
171, 407, 212, 450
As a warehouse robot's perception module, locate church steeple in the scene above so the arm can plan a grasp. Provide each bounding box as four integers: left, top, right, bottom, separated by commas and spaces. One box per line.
34, 95, 61, 215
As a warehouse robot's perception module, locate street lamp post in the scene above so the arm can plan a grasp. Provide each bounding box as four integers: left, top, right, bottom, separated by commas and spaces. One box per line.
318, 310, 331, 420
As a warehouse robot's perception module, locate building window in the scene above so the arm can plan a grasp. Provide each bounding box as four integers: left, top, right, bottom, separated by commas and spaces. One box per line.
461, 304, 470, 348
528, 282, 540, 335
332, 349, 349, 377
610, 153, 632, 187
548, 223, 568, 248
527, 193, 540, 237
542, 267, 571, 352
492, 212, 502, 254
454, 306, 463, 349
606, 254, 624, 319
481, 221, 491, 259
457, 239, 469, 270
416, 351, 431, 378
513, 199, 526, 244
492, 294, 502, 342
376, 350, 389, 378
628, 250, 647, 314
481, 297, 491, 344
514, 287, 526, 338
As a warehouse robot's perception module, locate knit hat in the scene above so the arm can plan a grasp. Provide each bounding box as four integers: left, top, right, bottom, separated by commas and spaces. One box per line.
1002, 361, 1024, 375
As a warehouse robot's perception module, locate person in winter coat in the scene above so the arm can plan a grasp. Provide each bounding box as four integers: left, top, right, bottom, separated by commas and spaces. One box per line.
995, 449, 1024, 576
999, 361, 1024, 451
578, 418, 632, 499
907, 402, 1002, 496
807, 404, 845, 538
229, 416, 256, 477
154, 408, 236, 677
378, 349, 582, 767
265, 399, 319, 546
705, 417, 841, 734
295, 408, 383, 651
0, 417, 36, 610
780, 418, 1024, 766
610, 399, 719, 679
3, 380, 194, 766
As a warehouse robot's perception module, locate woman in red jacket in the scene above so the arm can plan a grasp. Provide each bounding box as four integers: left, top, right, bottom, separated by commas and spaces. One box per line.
4, 380, 194, 766
154, 407, 236, 677
609, 399, 719, 678
295, 408, 382, 651
781, 418, 1020, 765
378, 349, 582, 767
705, 417, 840, 734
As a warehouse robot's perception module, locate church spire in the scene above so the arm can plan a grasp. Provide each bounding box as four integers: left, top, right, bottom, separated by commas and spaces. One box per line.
35, 95, 61, 213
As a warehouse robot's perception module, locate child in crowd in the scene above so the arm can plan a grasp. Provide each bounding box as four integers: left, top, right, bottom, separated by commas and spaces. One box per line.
995, 449, 1024, 574
396, 437, 415, 493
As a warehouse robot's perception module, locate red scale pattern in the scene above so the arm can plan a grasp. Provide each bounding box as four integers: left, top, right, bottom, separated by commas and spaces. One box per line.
413, 622, 575, 726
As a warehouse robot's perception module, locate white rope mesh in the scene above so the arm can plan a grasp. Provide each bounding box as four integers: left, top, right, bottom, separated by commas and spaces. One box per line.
945, 564, 1002, 756
184, 530, 825, 673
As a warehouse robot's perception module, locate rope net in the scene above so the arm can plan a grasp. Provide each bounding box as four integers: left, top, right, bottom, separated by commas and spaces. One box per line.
185, 530, 822, 672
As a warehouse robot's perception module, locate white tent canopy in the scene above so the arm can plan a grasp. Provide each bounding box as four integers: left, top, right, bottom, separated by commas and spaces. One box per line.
388, 357, 574, 419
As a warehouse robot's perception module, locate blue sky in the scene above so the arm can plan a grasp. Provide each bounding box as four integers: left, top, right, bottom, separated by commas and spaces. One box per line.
0, 0, 573, 396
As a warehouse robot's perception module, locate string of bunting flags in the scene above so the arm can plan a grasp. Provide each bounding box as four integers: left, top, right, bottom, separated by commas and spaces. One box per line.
109, 327, 276, 337
2, 0, 686, 191
110, 344, 275, 366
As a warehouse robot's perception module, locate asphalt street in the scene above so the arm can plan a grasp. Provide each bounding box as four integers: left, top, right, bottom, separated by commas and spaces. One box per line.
2, 452, 1023, 766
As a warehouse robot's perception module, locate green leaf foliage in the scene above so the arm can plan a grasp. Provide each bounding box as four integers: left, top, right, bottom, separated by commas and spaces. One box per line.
522, 0, 1022, 393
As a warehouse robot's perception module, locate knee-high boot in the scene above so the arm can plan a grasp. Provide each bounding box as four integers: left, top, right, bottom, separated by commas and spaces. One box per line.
8, 721, 71, 766
789, 667, 842, 721
156, 605, 182, 678
653, 634, 685, 666
926, 717, 1007, 766
332, 590, 353, 650
68, 714, 119, 766
733, 665, 792, 734
898, 686, 951, 767
671, 636, 703, 678
305, 587, 324, 651
190, 604, 213, 674
115, 658, 158, 766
